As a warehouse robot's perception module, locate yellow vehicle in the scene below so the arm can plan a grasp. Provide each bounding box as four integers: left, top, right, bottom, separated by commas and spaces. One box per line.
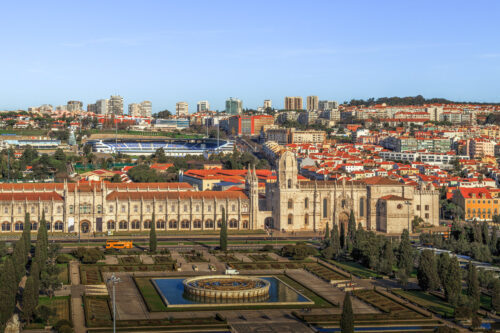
105, 240, 133, 249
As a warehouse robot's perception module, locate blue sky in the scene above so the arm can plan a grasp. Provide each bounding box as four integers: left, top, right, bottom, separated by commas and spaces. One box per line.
1, 0, 499, 112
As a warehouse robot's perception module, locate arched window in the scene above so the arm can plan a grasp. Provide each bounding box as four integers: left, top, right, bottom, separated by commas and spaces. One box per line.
287, 179, 292, 188
242, 220, 249, 229
169, 220, 178, 229
146, 205, 150, 213
69, 205, 74, 214
288, 199, 293, 209
57, 206, 62, 214
46, 223, 51, 231
193, 220, 202, 228
205, 219, 214, 229
15, 222, 23, 231
323, 198, 328, 218
31, 222, 38, 231
217, 219, 222, 228
359, 198, 365, 217
109, 205, 114, 213
232, 204, 236, 212
181, 220, 190, 229
304, 198, 309, 209
143, 220, 151, 229
195, 205, 200, 212
97, 205, 102, 214
341, 199, 346, 208
55, 222, 64, 231
79, 204, 91, 214
18, 206, 22, 214
119, 221, 128, 229
304, 214, 309, 225
156, 220, 165, 229
2, 222, 11, 231
229, 219, 238, 228
107, 221, 115, 230
287, 214, 293, 225
131, 221, 140, 229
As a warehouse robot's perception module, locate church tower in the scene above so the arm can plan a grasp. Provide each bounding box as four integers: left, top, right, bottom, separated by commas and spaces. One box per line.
278, 151, 298, 190
246, 165, 259, 229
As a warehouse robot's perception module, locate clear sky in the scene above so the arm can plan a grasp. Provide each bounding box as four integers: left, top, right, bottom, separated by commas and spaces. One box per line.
1, 0, 499, 112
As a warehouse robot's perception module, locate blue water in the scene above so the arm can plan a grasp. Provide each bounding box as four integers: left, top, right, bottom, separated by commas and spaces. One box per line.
153, 276, 310, 305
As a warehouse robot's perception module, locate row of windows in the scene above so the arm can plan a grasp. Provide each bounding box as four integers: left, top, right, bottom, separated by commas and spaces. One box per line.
468, 200, 498, 204
467, 208, 497, 214
69, 203, 244, 214
1, 221, 63, 231
106, 219, 246, 230
289, 198, 366, 219
416, 205, 430, 211
3, 205, 54, 214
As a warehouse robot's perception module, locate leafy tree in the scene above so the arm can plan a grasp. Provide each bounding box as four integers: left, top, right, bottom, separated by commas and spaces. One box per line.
150, 213, 157, 253
35, 305, 55, 325
155, 110, 172, 118
340, 293, 354, 333
466, 263, 480, 312
397, 229, 414, 287
110, 174, 121, 183
40, 269, 60, 298
54, 148, 66, 162
22, 276, 36, 324
379, 240, 395, 275
154, 148, 168, 163
417, 250, 439, 291
220, 207, 228, 251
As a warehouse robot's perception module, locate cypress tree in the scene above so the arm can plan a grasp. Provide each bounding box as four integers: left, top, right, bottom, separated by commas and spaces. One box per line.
417, 250, 439, 291
31, 261, 40, 306
397, 229, 414, 287
490, 226, 498, 255
23, 212, 31, 254
348, 210, 356, 243
331, 224, 341, 257
220, 207, 228, 251
491, 279, 500, 313
13, 239, 27, 281
0, 259, 18, 327
35, 211, 48, 270
340, 293, 354, 333
149, 212, 157, 253
325, 222, 330, 242
379, 240, 394, 275
445, 256, 461, 307
437, 252, 451, 289
481, 222, 489, 246
22, 276, 36, 324
466, 263, 480, 312
340, 222, 346, 249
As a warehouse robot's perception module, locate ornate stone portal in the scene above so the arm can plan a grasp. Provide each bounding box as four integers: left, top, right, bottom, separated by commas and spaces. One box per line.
183, 275, 270, 299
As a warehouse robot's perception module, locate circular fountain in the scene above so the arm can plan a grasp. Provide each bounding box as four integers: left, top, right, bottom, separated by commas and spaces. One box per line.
182, 275, 270, 299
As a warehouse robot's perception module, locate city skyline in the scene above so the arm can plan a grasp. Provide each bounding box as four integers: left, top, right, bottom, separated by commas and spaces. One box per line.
1, 0, 500, 112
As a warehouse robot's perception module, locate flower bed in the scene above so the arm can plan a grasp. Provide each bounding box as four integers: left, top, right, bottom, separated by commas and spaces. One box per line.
118, 256, 141, 265
354, 289, 424, 318
304, 263, 349, 281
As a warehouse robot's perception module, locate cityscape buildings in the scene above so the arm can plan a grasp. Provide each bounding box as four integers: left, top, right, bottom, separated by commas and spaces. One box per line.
306, 95, 319, 111
197, 100, 210, 113
284, 96, 303, 110
225, 97, 242, 115
176, 101, 189, 117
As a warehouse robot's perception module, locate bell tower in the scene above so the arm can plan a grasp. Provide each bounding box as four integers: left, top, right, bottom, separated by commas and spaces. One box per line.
278, 151, 298, 190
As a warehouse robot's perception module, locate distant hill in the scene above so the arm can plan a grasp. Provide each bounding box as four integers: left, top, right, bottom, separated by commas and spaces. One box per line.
346, 95, 500, 107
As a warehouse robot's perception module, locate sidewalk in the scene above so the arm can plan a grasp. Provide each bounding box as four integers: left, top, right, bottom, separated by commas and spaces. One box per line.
69, 261, 86, 333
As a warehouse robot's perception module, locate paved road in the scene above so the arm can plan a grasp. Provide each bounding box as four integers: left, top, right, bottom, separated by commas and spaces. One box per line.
69, 261, 86, 333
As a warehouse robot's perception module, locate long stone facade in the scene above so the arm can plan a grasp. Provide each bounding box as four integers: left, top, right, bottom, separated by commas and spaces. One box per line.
0, 151, 439, 234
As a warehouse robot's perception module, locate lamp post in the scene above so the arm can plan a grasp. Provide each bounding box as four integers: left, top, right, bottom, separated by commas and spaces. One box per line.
107, 274, 121, 333
404, 201, 411, 233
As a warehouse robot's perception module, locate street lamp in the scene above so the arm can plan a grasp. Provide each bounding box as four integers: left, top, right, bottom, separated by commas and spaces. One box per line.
404, 201, 411, 233
107, 274, 121, 333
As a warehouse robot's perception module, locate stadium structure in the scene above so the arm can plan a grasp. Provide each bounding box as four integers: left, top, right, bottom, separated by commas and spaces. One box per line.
87, 138, 234, 156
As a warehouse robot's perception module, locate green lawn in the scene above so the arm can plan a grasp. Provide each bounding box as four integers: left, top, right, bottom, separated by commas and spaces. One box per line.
38, 296, 71, 325
461, 290, 495, 313
134, 277, 167, 312
57, 263, 69, 285
393, 290, 454, 318
329, 260, 381, 279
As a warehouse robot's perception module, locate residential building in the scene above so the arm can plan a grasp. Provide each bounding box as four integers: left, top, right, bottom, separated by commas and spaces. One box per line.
197, 101, 210, 113
284, 96, 303, 110
318, 100, 339, 111
228, 115, 274, 136
96, 99, 109, 115
452, 187, 500, 222
468, 138, 495, 159
225, 98, 242, 115
67, 101, 83, 112
128, 103, 141, 117
109, 95, 124, 115
263, 100, 272, 109
306, 96, 319, 111
176, 102, 189, 117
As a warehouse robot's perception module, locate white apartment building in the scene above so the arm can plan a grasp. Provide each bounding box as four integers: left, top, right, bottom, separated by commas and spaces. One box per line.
197, 101, 210, 113
176, 102, 189, 116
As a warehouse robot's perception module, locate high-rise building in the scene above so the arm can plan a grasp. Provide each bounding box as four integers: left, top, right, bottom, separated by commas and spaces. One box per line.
318, 100, 339, 111
264, 100, 272, 109
96, 99, 109, 115
176, 102, 189, 117
128, 103, 141, 117
140, 101, 152, 117
197, 101, 210, 113
108, 95, 124, 115
67, 100, 83, 112
284, 97, 303, 110
306, 96, 319, 111
225, 98, 242, 115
